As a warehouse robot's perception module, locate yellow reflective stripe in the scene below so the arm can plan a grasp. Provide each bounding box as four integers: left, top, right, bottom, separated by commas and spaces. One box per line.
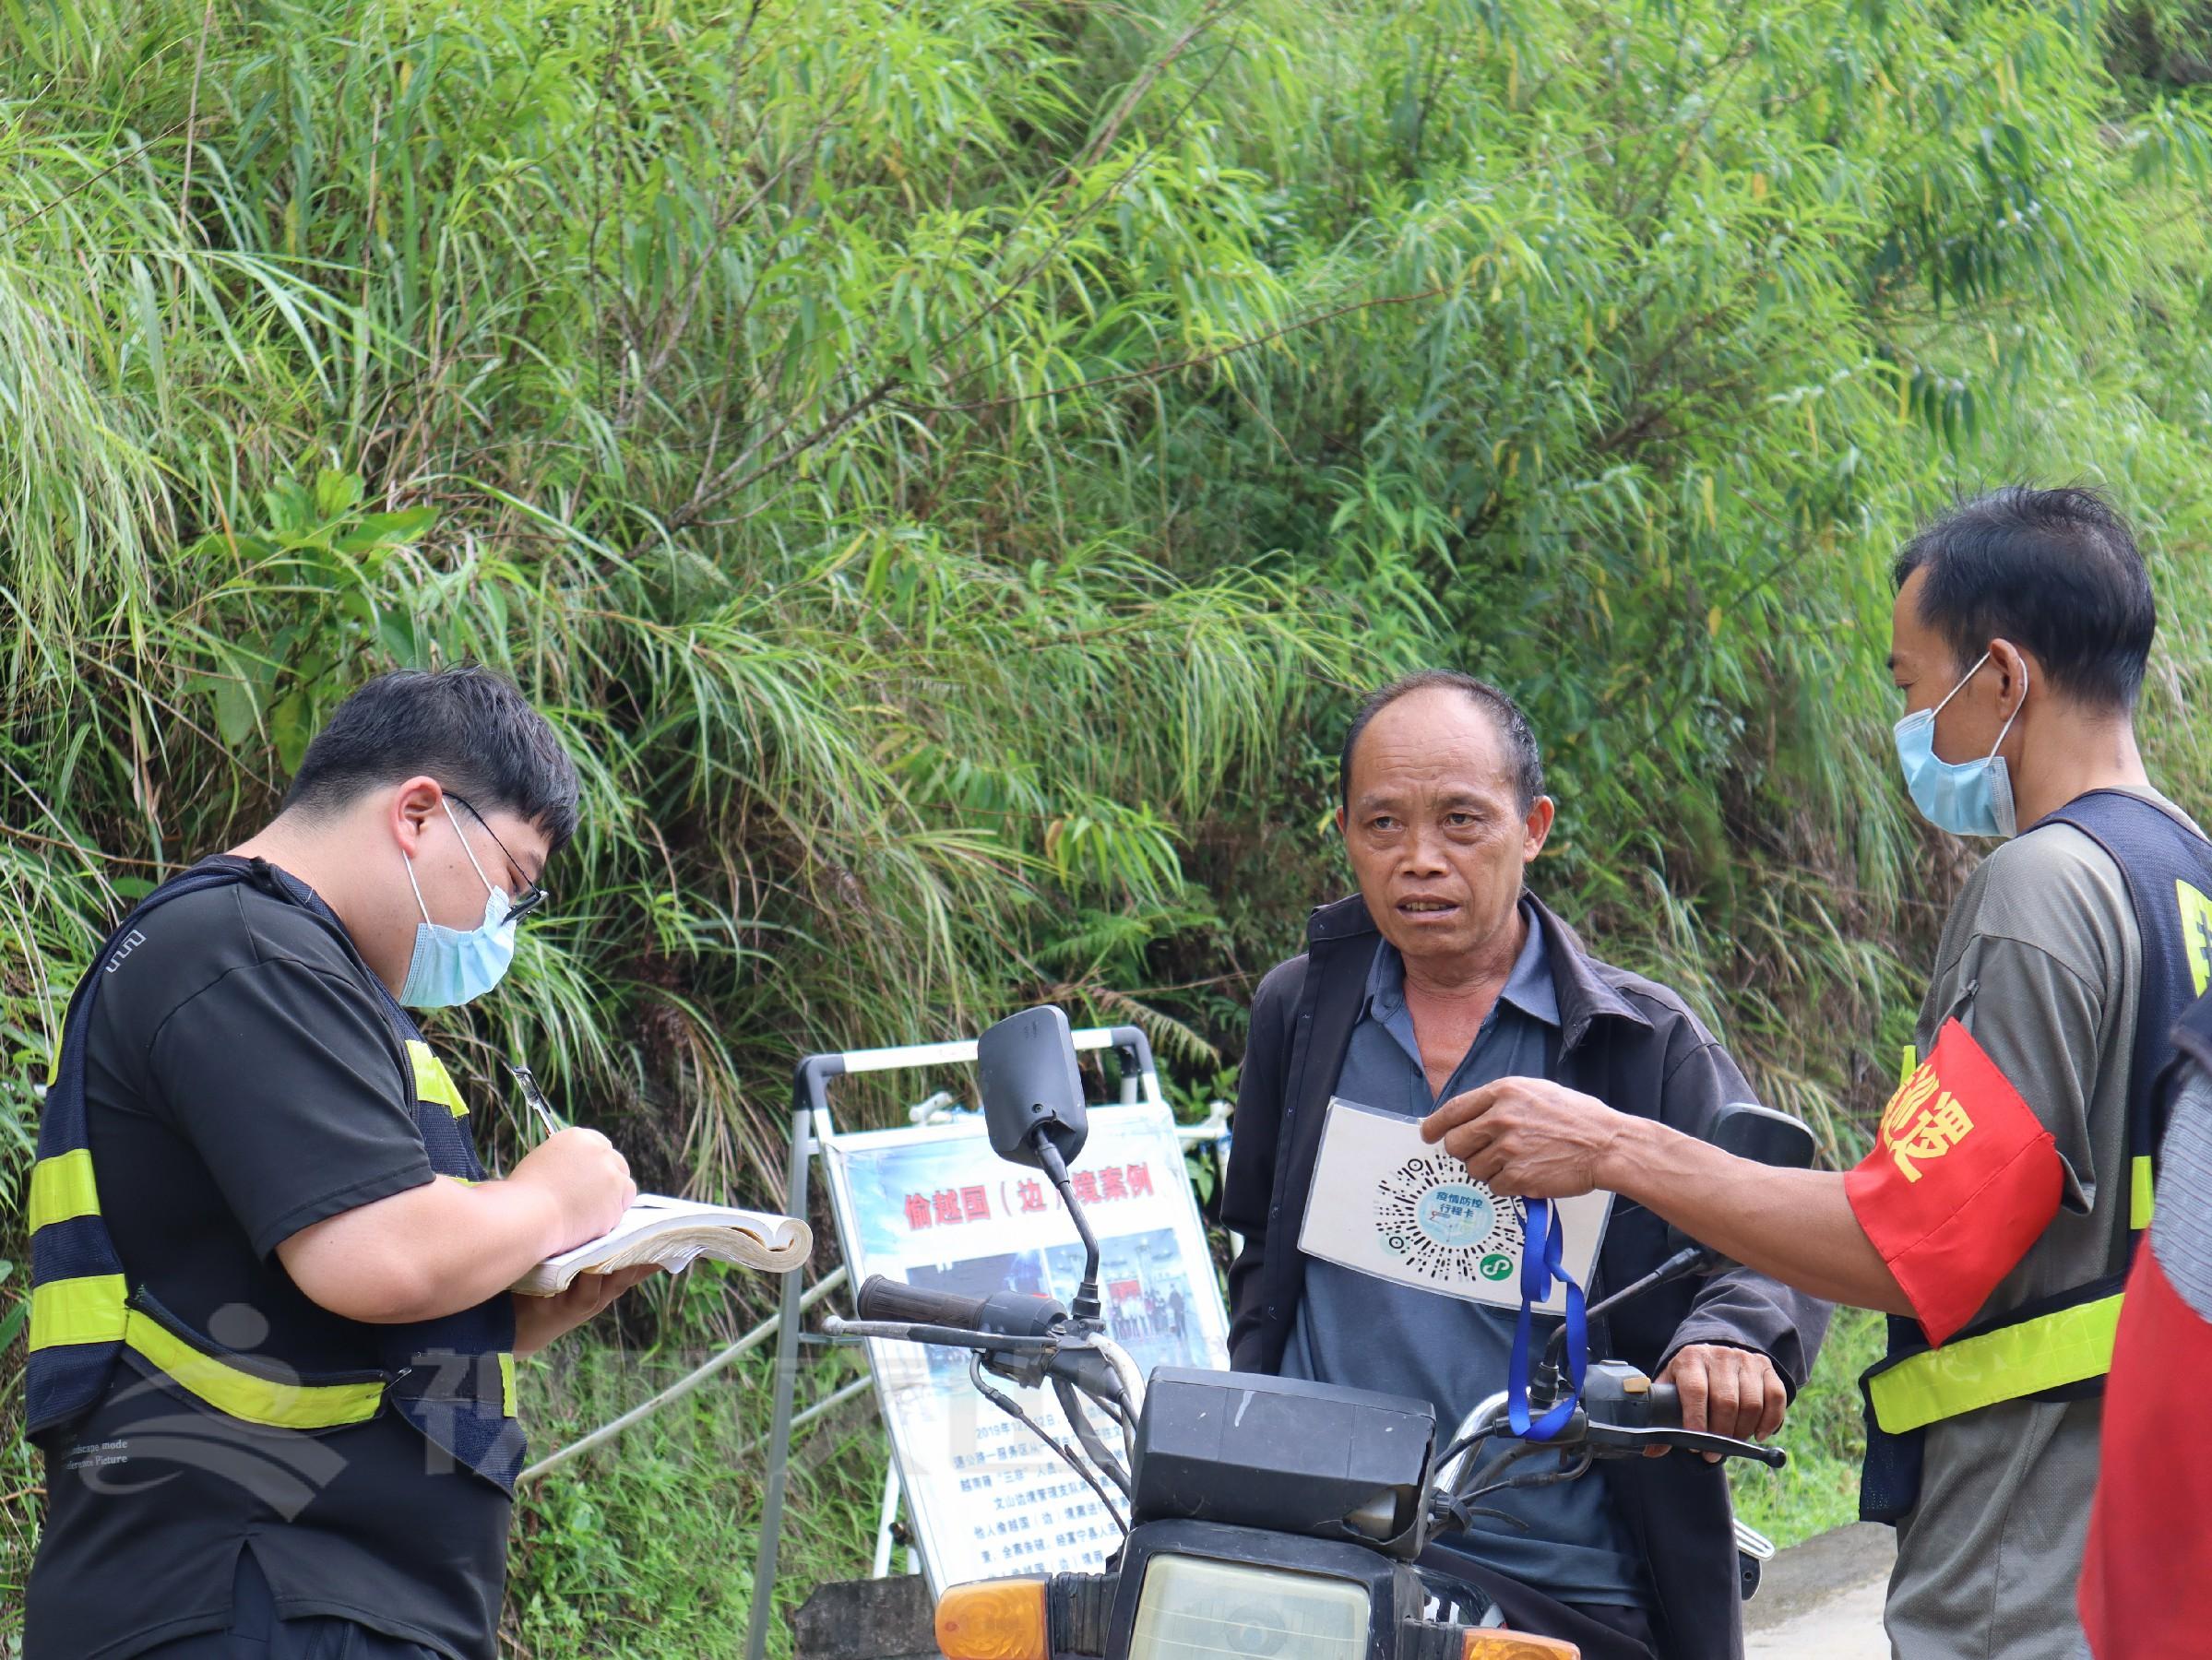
28, 1148, 101, 1233
407, 1040, 468, 1118
2131, 1155, 2156, 1230
1899, 1045, 1919, 1088
1869, 1292, 2124, 1434
29, 1274, 128, 1350
499, 1352, 517, 1417
120, 1310, 385, 1430
2179, 877, 2212, 999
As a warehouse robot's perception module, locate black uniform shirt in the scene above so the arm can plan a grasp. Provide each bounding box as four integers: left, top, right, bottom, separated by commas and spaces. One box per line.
24, 861, 510, 1660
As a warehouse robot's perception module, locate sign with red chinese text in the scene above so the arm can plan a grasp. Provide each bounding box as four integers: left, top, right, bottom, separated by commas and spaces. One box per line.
822, 1103, 1228, 1592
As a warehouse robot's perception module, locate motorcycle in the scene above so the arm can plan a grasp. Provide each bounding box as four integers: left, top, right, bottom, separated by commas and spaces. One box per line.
825, 1007, 1814, 1660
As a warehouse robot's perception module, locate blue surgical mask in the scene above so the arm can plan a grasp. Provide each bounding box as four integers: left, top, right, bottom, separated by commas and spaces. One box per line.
1893, 651, 2028, 839
398, 800, 519, 1008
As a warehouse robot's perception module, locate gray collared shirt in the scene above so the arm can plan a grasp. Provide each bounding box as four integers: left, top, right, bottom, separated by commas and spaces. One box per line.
1281, 903, 1650, 1610
1885, 786, 2203, 1660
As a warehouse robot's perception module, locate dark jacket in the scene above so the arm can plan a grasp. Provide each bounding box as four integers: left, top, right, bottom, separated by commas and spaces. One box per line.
1223, 893, 1831, 1660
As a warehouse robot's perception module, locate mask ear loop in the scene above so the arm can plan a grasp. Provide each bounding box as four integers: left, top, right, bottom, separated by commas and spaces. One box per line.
1984, 660, 2028, 762
439, 797, 504, 903
401, 798, 502, 926
1927, 648, 2027, 760
1929, 649, 1992, 720
402, 848, 434, 925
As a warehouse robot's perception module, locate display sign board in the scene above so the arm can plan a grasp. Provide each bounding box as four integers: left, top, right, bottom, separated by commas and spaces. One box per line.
822, 1103, 1229, 1592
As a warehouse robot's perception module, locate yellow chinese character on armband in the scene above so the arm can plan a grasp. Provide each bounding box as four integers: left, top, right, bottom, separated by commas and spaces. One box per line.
1889, 1089, 1975, 1182
1880, 1062, 1941, 1146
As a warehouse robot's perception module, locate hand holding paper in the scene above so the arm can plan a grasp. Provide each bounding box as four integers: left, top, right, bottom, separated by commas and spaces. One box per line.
1300, 1098, 1611, 1313
1421, 1073, 1634, 1198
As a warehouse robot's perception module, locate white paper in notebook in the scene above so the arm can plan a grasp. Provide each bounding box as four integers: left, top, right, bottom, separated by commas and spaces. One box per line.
1296, 1097, 1611, 1313
512, 1194, 812, 1296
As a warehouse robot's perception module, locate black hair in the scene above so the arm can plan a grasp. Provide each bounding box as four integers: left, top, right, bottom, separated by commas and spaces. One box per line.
1339, 670, 1545, 812
1893, 486, 2156, 711
282, 665, 581, 851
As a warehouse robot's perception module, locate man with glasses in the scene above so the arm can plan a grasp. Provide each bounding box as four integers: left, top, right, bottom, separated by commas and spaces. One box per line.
24, 666, 647, 1660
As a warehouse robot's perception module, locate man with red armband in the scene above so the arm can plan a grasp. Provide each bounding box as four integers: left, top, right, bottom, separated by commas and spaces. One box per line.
1417, 487, 2212, 1659
2077, 996, 2212, 1659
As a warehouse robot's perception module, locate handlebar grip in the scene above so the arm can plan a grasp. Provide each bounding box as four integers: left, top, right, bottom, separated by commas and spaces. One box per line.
854, 1275, 993, 1329
1639, 1380, 1784, 1464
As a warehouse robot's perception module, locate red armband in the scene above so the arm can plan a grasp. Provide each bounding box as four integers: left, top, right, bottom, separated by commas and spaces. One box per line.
1843, 1018, 2063, 1346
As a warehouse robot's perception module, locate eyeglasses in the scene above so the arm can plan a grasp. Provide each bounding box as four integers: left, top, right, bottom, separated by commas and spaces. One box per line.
445, 791, 552, 925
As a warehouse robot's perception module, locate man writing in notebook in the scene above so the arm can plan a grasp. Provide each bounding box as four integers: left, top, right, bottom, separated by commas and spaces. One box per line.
24, 666, 651, 1660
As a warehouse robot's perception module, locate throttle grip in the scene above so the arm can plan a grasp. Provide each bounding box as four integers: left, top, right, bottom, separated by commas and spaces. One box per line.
1635, 1380, 1786, 1465
854, 1275, 992, 1328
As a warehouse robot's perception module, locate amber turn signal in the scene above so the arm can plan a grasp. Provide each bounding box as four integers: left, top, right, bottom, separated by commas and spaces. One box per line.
1462, 1630, 1582, 1660
934, 1577, 1049, 1660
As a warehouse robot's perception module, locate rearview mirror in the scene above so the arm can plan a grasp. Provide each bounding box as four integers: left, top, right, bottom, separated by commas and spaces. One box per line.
1709, 1100, 1817, 1170
977, 1006, 1088, 1170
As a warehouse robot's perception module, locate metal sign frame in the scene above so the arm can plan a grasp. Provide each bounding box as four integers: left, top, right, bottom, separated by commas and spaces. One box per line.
742, 1024, 1168, 1660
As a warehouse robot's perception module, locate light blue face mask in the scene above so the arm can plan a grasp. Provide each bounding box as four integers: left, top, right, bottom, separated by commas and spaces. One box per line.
398, 800, 519, 1009
1893, 650, 2028, 839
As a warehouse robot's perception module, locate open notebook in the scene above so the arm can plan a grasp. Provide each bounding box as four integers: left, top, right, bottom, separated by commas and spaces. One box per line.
512, 1194, 813, 1295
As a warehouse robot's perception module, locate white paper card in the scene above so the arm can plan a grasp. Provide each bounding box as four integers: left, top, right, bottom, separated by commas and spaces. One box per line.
1297, 1097, 1612, 1312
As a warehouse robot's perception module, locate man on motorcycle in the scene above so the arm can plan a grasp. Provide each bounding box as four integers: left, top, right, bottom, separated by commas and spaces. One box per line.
1222, 671, 1830, 1660
1423, 488, 2209, 1660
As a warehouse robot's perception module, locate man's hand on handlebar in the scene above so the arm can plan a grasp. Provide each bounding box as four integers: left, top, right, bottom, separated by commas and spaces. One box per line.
1421, 1075, 1629, 1198
1421, 1086, 1798, 1465
1652, 1345, 1788, 1464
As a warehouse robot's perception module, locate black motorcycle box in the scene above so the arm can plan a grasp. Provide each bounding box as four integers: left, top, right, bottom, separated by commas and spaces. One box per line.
1129, 1368, 1436, 1559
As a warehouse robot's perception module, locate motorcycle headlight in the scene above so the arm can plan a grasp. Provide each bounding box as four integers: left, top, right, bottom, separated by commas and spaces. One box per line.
1128, 1555, 1370, 1660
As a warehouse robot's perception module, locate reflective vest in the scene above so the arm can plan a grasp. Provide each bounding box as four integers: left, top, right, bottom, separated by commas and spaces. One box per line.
26, 857, 525, 1490
1859, 789, 2212, 1522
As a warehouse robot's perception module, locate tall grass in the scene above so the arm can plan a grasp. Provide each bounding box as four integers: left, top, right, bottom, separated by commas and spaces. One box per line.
7, 0, 2212, 1645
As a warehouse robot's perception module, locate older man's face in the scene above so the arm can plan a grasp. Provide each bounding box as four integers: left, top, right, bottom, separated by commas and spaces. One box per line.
1338, 687, 1553, 973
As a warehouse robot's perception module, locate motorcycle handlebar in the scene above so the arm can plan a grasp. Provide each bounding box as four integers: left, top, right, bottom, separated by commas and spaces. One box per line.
1636, 1380, 1785, 1465
853, 1275, 1069, 1338
855, 1275, 991, 1329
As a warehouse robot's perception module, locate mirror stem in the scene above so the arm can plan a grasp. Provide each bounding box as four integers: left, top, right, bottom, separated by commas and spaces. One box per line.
1033, 1135, 1104, 1329
1537, 1243, 1714, 1394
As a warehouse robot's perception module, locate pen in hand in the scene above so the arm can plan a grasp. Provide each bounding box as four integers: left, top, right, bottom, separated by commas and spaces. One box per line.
505, 1061, 567, 1138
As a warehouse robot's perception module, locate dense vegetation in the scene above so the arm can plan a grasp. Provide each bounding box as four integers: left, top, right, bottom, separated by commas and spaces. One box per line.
7, 0, 2212, 1649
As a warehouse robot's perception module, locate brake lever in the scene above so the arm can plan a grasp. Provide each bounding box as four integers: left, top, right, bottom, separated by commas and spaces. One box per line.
981, 1346, 1056, 1389
1043, 1344, 1126, 1409
822, 1316, 1058, 1353
826, 1314, 1068, 1389
1583, 1422, 1788, 1467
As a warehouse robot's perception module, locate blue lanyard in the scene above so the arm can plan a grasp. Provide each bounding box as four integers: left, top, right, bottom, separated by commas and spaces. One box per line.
1506, 1198, 1588, 1441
